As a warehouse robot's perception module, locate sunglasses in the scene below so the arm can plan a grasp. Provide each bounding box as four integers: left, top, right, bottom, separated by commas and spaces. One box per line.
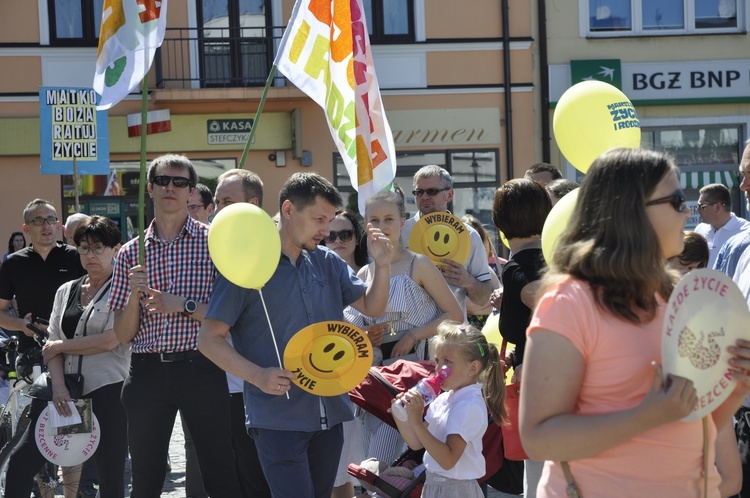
645, 190, 687, 213
412, 188, 449, 197
27, 216, 58, 226
152, 175, 192, 189
324, 229, 354, 244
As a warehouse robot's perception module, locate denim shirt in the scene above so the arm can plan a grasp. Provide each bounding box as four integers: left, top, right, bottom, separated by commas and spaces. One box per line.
206, 246, 367, 431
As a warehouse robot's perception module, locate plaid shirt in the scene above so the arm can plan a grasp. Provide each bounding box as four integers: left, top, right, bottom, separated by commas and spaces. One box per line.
108, 216, 215, 353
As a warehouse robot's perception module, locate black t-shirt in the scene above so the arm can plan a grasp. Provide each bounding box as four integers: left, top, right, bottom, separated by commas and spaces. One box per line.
499, 248, 545, 367
0, 243, 86, 351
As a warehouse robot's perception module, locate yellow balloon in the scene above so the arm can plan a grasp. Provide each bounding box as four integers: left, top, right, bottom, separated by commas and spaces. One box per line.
208, 203, 281, 289
481, 312, 503, 347
553, 80, 641, 173
499, 231, 510, 250
541, 188, 579, 264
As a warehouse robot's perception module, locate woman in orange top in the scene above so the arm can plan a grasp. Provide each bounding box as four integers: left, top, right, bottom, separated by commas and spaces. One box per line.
520, 148, 750, 497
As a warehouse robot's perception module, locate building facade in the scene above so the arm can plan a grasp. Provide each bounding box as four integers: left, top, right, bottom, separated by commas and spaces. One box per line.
545, 0, 750, 229
0, 0, 539, 242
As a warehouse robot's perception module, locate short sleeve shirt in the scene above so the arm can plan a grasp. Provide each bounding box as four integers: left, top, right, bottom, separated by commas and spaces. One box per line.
205, 245, 367, 432
423, 383, 487, 480
527, 278, 719, 497
0, 243, 85, 351
108, 216, 214, 353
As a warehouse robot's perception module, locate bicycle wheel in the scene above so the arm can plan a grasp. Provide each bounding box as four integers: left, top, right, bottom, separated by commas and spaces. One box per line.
0, 403, 31, 495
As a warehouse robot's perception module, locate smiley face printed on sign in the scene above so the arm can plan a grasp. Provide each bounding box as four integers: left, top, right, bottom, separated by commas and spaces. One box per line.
284, 321, 373, 396
409, 212, 470, 266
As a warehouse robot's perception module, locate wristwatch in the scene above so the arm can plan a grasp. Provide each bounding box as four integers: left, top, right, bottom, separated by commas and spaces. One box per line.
183, 299, 197, 316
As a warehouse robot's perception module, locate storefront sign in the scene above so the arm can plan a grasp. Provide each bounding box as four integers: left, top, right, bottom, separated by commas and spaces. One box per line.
387, 109, 501, 147
207, 119, 255, 145
550, 59, 750, 104
39, 87, 110, 175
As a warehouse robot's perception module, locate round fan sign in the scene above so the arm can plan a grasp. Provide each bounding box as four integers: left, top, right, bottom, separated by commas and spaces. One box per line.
284, 321, 373, 396
408, 212, 471, 266
35, 405, 100, 466
662, 269, 749, 422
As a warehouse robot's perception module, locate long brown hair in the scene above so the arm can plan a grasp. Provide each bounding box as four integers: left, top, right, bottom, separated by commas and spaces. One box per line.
545, 148, 678, 323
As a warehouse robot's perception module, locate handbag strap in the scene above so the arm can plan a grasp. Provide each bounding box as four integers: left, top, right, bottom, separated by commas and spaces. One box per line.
74, 279, 112, 376
561, 461, 582, 498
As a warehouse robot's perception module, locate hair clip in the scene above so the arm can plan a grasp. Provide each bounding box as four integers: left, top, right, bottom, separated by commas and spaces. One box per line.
459, 325, 467, 332
478, 343, 485, 357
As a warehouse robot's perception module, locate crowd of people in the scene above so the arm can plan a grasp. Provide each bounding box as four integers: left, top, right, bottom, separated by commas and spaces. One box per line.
2, 144, 750, 498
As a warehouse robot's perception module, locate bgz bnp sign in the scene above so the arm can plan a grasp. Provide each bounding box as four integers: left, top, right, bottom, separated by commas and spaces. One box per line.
551, 59, 750, 104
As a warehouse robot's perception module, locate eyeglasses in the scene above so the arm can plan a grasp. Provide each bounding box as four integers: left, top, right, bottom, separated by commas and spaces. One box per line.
412, 188, 449, 197
27, 216, 58, 226
77, 244, 107, 255
187, 204, 206, 213
324, 229, 354, 244
152, 175, 192, 189
644, 190, 687, 213
697, 201, 719, 211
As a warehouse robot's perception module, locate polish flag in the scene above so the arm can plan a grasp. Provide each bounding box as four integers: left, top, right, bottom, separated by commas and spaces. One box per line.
127, 109, 171, 137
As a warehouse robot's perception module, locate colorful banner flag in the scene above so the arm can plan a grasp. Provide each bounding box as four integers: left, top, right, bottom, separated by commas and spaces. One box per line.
274, 0, 396, 213
93, 0, 169, 111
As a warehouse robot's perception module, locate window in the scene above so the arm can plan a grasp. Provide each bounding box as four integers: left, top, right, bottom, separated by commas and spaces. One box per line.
363, 0, 415, 43
198, 0, 273, 87
641, 124, 744, 228
333, 149, 500, 245
48, 0, 103, 46
585, 0, 742, 36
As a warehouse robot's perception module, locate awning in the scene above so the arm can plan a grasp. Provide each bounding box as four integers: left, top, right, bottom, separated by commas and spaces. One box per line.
679, 170, 737, 190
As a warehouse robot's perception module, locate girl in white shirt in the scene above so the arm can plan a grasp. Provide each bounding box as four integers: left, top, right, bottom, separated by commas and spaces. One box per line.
392, 321, 506, 498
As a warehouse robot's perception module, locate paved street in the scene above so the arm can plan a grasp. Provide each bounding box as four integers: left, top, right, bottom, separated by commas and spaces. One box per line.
50, 414, 520, 497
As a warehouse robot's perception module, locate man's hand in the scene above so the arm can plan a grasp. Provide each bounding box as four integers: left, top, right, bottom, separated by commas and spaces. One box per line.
143, 289, 185, 314
490, 288, 504, 309
437, 259, 474, 288
253, 366, 296, 396
128, 265, 150, 294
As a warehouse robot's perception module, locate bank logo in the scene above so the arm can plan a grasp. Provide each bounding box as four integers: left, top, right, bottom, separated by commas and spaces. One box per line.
570, 59, 622, 89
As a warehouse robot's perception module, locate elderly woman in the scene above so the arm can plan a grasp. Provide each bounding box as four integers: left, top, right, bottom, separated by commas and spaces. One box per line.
5, 216, 130, 497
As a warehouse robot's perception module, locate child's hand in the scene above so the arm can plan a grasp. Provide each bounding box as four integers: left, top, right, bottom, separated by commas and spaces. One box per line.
402, 390, 425, 424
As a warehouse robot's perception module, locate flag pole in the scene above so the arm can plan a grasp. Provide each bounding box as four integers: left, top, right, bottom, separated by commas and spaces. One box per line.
239, 65, 277, 170
73, 157, 81, 213
138, 72, 148, 266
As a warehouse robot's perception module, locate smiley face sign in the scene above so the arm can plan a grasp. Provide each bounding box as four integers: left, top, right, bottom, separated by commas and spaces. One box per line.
409, 212, 471, 265
284, 321, 373, 396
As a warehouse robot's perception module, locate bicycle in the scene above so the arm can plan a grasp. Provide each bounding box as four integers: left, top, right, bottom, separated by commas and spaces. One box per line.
0, 326, 83, 498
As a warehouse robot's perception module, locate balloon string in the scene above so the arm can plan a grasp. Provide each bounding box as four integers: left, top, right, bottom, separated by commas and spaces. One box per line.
258, 288, 289, 399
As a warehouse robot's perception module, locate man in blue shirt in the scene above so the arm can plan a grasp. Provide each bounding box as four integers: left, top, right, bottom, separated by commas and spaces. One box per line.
199, 172, 392, 498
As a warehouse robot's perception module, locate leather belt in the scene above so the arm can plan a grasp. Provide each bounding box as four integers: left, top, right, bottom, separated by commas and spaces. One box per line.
135, 350, 203, 363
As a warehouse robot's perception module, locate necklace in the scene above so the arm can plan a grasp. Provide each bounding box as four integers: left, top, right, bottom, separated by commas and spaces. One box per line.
81, 278, 104, 305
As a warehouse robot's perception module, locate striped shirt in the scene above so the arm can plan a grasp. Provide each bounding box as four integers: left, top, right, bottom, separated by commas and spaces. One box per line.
108, 216, 214, 353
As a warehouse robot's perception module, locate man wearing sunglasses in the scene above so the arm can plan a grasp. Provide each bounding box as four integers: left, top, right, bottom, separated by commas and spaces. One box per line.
401, 165, 497, 321
693, 183, 749, 269
0, 199, 85, 353
109, 154, 241, 496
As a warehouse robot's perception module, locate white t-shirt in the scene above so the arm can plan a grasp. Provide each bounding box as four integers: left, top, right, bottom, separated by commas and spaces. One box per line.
694, 213, 750, 269
423, 382, 487, 480
402, 212, 493, 320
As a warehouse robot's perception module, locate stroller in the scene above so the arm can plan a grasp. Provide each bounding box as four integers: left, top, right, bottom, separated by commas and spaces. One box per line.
348, 360, 521, 498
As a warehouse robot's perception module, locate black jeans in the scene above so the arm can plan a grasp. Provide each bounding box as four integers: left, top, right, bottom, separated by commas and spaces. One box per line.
5, 381, 128, 498
122, 353, 241, 498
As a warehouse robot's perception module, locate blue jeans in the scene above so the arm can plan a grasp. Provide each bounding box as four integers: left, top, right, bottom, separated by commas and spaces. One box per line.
122, 353, 241, 498
251, 423, 344, 498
